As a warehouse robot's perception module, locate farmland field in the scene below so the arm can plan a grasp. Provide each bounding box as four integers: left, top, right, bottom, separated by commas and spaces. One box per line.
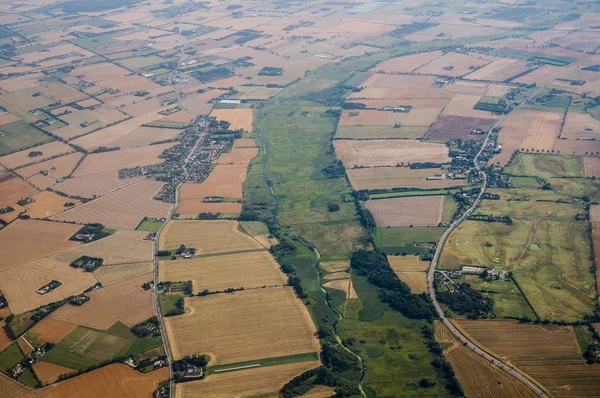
346, 166, 466, 190
334, 140, 450, 167
165, 287, 319, 364
180, 164, 248, 199
584, 157, 600, 178
0, 141, 74, 170
0, 121, 53, 156
210, 108, 254, 132
52, 171, 145, 199
425, 115, 497, 141
176, 200, 242, 215
366, 196, 444, 227
0, 172, 38, 208
458, 320, 600, 397
217, 147, 258, 164
21, 191, 81, 219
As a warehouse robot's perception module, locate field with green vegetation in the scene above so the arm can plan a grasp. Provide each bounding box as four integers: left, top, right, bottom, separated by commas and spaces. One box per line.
136, 219, 163, 233
0, 343, 24, 372
0, 121, 53, 156
375, 227, 444, 255
505, 154, 584, 179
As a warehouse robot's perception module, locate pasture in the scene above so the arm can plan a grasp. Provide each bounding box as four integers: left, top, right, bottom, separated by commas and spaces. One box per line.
459, 320, 600, 397
375, 226, 444, 255
504, 153, 584, 178
366, 196, 444, 227
165, 287, 319, 364
334, 140, 450, 167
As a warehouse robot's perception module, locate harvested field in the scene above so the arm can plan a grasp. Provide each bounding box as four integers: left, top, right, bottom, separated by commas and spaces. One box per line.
93, 262, 153, 287
0, 219, 80, 272
434, 322, 538, 398
338, 108, 441, 128
158, 111, 194, 125
72, 143, 173, 177
175, 361, 321, 398
320, 261, 349, 273
365, 196, 444, 227
552, 139, 600, 157
238, 221, 278, 249
44, 364, 168, 398
29, 319, 77, 345
520, 111, 563, 152
464, 58, 531, 82
396, 272, 428, 294
15, 152, 83, 187
388, 255, 429, 272
425, 115, 497, 141
458, 320, 600, 397
180, 164, 248, 199
415, 52, 490, 77
561, 112, 600, 140
165, 287, 319, 364
0, 141, 74, 170
591, 206, 600, 223
210, 108, 254, 132
107, 126, 181, 149
0, 373, 39, 397
52, 180, 171, 230
177, 200, 242, 215
441, 94, 501, 120
217, 147, 258, 164
160, 250, 286, 292
0, 172, 37, 207
53, 171, 145, 199
348, 87, 454, 100
346, 167, 466, 190
323, 278, 357, 299
50, 274, 154, 330
159, 220, 263, 255
513, 65, 568, 86
233, 138, 257, 148
53, 107, 128, 140
51, 230, 153, 265
371, 51, 444, 74
584, 157, 600, 178
21, 191, 81, 219
333, 140, 450, 167
234, 85, 281, 100
34, 361, 74, 385
0, 257, 98, 314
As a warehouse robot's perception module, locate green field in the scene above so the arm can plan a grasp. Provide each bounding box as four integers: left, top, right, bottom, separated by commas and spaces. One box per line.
136, 219, 163, 233
574, 325, 595, 352
159, 293, 183, 316
461, 275, 537, 320
505, 154, 584, 178
125, 337, 163, 357
441, 218, 595, 322
43, 325, 135, 371
208, 352, 319, 374
370, 188, 462, 200
18, 368, 38, 387
375, 227, 445, 255
0, 121, 53, 156
0, 343, 24, 372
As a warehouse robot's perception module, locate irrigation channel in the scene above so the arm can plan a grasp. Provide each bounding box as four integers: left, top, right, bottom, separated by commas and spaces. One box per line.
255, 87, 367, 396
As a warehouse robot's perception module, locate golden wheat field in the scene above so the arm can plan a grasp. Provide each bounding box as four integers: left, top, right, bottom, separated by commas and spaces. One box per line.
165, 287, 319, 364
93, 262, 153, 287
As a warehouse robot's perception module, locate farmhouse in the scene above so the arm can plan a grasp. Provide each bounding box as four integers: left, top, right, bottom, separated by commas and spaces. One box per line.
461, 266, 507, 279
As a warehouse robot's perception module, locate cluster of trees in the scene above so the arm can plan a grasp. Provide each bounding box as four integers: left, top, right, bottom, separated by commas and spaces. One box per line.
281, 365, 359, 398
350, 250, 435, 320
131, 317, 161, 338
437, 283, 493, 318
165, 296, 185, 317
172, 354, 209, 373
422, 326, 464, 396
321, 160, 345, 178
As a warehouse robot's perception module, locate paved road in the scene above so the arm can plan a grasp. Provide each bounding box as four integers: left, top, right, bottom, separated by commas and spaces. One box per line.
426, 71, 576, 398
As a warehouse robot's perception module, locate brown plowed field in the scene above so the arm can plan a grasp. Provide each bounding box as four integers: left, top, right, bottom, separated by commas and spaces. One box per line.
0, 373, 39, 397
160, 250, 286, 292
415, 52, 490, 77
371, 51, 444, 74
34, 361, 74, 385
584, 157, 600, 178
50, 274, 153, 330
561, 112, 600, 140
346, 167, 466, 190
217, 147, 258, 164
552, 139, 600, 156
434, 322, 538, 398
51, 230, 153, 265
22, 191, 82, 219
0, 257, 98, 314
52, 180, 171, 230
425, 115, 497, 141
29, 318, 77, 344
175, 361, 321, 398
457, 320, 600, 397
53, 171, 145, 199
44, 364, 168, 398
159, 220, 263, 255
165, 287, 319, 364
72, 143, 173, 178
333, 140, 450, 167
210, 108, 254, 132
0, 141, 74, 169
0, 172, 37, 207
177, 200, 242, 215
180, 164, 248, 199
0, 219, 81, 272
365, 196, 444, 227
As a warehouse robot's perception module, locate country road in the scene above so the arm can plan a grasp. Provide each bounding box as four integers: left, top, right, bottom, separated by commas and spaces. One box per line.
426, 69, 576, 398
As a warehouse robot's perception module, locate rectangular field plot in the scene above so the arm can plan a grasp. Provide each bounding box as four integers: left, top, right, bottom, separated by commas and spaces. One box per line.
210, 108, 254, 132
561, 112, 600, 140
347, 167, 468, 191
388, 255, 429, 293
375, 227, 445, 255
159, 220, 264, 255
414, 52, 490, 77
371, 51, 443, 74
366, 196, 444, 227
176, 200, 242, 215
0, 121, 53, 156
52, 171, 145, 199
425, 115, 497, 142
458, 320, 600, 397
504, 153, 584, 179
180, 164, 248, 199
0, 141, 74, 170
0, 172, 38, 208
165, 287, 319, 364
159, 250, 286, 293
334, 140, 450, 167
